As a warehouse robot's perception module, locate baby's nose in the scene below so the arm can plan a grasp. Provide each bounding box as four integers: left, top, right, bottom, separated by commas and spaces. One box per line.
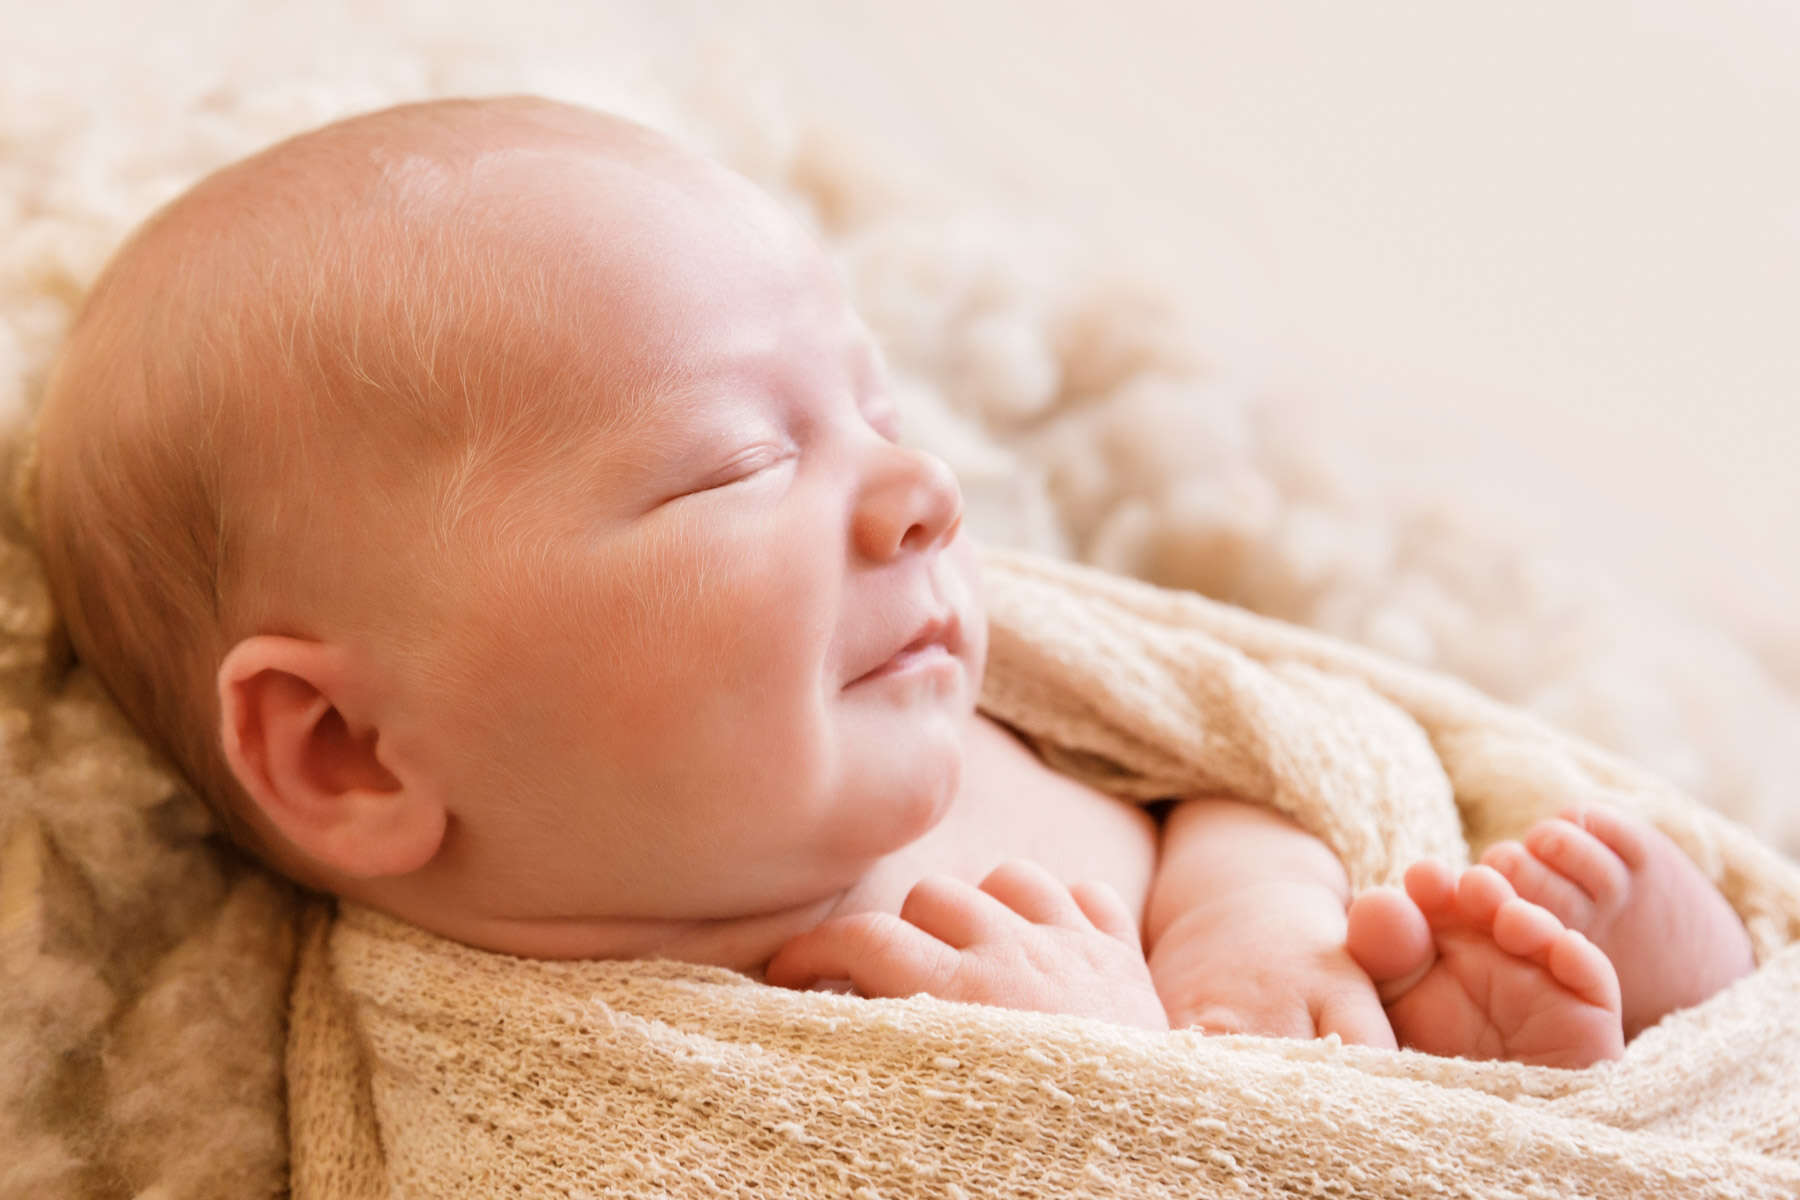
851, 443, 964, 562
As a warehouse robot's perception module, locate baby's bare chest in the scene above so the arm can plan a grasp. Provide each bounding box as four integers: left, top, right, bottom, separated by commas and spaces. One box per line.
838, 715, 1162, 926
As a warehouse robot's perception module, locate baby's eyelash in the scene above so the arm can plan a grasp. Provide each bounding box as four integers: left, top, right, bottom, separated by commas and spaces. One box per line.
693, 444, 795, 494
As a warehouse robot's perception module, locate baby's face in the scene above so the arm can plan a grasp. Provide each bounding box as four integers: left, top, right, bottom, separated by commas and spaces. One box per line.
379, 144, 987, 933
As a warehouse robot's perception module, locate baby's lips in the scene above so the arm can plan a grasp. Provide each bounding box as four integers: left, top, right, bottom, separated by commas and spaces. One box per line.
848, 608, 961, 685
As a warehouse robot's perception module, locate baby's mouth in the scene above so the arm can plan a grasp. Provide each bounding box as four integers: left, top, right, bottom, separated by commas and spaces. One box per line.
847, 612, 961, 687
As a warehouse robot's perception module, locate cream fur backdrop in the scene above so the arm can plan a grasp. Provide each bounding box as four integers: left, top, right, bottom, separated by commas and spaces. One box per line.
2, 5, 1798, 1196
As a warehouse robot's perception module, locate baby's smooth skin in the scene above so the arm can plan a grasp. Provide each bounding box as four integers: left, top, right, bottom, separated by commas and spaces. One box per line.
33, 98, 1752, 1067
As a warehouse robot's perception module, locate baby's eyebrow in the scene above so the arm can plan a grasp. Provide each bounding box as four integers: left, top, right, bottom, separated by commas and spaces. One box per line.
580, 356, 718, 446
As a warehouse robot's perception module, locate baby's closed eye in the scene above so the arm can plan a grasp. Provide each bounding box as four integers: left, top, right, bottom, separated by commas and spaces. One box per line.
678, 442, 797, 498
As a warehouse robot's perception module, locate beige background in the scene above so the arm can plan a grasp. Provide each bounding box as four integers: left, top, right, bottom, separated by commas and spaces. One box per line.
676, 0, 1798, 654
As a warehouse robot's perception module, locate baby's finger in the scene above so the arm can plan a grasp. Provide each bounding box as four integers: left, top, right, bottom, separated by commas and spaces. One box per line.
978, 860, 1088, 927
1314, 990, 1399, 1051
1068, 879, 1139, 944
763, 913, 961, 998
899, 874, 1022, 948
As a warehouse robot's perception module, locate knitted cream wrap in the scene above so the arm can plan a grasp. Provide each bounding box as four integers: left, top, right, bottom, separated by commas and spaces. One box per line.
289, 547, 1800, 1199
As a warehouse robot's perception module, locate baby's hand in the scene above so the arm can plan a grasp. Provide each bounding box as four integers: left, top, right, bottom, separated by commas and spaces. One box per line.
1149, 883, 1396, 1048
764, 861, 1170, 1031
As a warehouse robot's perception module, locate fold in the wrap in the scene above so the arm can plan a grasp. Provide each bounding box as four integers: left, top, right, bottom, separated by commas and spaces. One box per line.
290, 547, 1800, 1198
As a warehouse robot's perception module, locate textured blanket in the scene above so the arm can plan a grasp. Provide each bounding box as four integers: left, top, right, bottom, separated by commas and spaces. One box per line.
288, 547, 1800, 1199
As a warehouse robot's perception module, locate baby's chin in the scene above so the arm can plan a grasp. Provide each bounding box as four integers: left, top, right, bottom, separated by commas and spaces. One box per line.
825, 712, 970, 860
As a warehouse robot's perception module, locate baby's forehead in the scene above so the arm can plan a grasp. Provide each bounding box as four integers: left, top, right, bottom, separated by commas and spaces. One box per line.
122, 105, 863, 487
422, 153, 864, 412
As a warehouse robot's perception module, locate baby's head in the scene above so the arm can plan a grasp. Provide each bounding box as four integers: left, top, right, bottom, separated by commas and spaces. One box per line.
32, 97, 987, 954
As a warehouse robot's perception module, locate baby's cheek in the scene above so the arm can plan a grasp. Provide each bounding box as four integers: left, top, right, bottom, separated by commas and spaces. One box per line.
625, 535, 827, 729
946, 534, 990, 692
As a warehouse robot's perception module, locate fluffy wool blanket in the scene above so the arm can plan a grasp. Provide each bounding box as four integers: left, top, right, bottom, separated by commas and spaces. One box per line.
287, 548, 1800, 1198
5, 13, 1800, 1199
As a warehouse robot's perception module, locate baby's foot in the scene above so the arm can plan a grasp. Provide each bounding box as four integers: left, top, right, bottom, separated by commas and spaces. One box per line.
1346, 862, 1623, 1068
1480, 807, 1754, 1039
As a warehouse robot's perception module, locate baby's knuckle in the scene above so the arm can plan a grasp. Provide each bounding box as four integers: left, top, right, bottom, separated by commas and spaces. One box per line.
1022, 936, 1067, 973
841, 911, 908, 956
920, 940, 969, 988
948, 950, 1014, 1001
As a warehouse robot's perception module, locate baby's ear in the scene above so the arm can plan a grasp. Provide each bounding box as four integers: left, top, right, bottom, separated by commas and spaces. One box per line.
216, 635, 445, 879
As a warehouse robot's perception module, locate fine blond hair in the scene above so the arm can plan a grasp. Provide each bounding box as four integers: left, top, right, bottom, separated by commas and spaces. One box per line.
31, 96, 683, 856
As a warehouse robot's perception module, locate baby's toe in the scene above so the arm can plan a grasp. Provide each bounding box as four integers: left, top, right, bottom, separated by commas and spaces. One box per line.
1545, 927, 1622, 1015
1452, 864, 1517, 929
1526, 818, 1632, 911
1494, 897, 1620, 1015
1400, 859, 1458, 921
1481, 840, 1594, 929
1491, 895, 1563, 959
1559, 807, 1652, 870
1348, 887, 1433, 984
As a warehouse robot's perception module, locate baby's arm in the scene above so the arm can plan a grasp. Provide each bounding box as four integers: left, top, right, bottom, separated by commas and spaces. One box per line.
1144, 797, 1395, 1046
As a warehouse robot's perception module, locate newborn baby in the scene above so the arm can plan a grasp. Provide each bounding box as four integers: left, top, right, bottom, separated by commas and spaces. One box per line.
31, 96, 1753, 1066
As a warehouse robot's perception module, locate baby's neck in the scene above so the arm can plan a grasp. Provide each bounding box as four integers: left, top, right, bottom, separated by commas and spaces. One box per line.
360, 842, 922, 975
429, 893, 853, 976
358, 714, 1025, 974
